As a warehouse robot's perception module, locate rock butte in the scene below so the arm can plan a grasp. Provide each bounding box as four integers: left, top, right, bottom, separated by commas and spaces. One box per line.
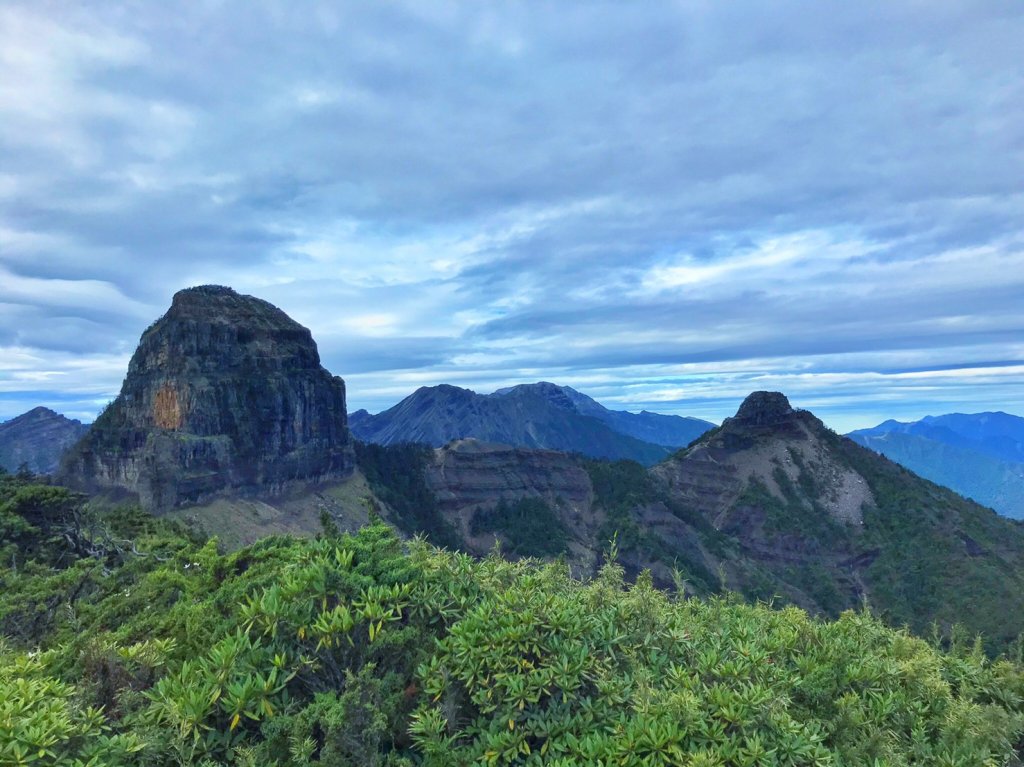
59, 285, 354, 511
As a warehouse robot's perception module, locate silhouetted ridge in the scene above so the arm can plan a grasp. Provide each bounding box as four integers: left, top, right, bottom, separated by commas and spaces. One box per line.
351, 382, 715, 463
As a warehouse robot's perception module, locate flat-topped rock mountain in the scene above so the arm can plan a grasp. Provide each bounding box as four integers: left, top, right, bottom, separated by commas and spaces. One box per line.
0, 407, 89, 475
349, 381, 714, 465
732, 390, 797, 426
59, 285, 354, 511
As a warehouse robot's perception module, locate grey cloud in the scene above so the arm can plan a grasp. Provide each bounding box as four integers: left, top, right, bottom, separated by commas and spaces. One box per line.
1, 1, 1023, 428
320, 337, 461, 375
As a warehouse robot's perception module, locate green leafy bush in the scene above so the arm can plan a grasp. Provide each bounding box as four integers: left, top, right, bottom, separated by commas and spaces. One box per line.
411, 554, 1024, 766
2, 476, 1023, 765
0, 643, 145, 766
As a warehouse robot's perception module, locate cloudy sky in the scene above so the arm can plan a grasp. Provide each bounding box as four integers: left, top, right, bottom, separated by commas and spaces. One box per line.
1, 1, 1023, 432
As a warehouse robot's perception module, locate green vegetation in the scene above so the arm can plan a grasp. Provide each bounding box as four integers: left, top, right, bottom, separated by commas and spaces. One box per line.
828, 435, 1024, 654
353, 441, 462, 549
585, 459, 727, 593
3, 471, 1024, 765
719, 477, 843, 614
469, 497, 569, 558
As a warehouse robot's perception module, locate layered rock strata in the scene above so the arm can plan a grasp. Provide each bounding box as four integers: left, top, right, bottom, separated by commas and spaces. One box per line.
60, 285, 353, 510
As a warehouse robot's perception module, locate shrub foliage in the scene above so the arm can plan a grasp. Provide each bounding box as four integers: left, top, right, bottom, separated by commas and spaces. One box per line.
2, 473, 1023, 765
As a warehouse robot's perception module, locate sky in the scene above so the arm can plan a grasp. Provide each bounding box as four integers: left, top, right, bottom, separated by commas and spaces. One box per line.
1, 1, 1023, 433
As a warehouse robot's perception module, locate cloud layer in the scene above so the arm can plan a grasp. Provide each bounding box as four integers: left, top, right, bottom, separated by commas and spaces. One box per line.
2, 2, 1023, 431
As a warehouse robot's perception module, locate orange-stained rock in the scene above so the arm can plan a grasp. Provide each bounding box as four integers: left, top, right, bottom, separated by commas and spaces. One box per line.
152, 384, 182, 430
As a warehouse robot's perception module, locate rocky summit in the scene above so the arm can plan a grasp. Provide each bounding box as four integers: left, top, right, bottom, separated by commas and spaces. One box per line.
731, 390, 795, 426
59, 285, 354, 511
649, 390, 1024, 648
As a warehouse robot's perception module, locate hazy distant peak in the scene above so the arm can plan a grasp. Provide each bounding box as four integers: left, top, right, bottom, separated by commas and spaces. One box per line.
7, 406, 65, 423
0, 406, 88, 475
350, 380, 715, 462
848, 410, 1024, 519
414, 384, 477, 398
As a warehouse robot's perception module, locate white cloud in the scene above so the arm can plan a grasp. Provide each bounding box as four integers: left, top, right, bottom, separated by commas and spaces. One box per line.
0, 267, 153, 318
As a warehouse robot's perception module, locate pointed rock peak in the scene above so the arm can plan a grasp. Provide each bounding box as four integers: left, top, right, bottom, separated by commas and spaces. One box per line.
734, 391, 794, 426
2, 407, 81, 429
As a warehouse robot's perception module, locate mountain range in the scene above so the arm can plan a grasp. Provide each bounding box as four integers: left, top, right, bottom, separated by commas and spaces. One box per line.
849, 412, 1024, 519
4, 285, 1024, 650
349, 381, 714, 465
357, 390, 1024, 651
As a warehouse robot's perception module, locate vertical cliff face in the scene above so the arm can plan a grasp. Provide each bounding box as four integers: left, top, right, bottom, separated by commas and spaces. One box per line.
60, 285, 354, 511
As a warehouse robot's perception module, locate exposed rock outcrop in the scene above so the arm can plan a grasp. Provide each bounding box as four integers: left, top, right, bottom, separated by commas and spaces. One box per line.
0, 407, 89, 475
423, 438, 601, 569
662, 392, 871, 527
732, 390, 794, 426
59, 285, 354, 511
650, 391, 874, 609
646, 390, 1024, 650
425, 438, 593, 515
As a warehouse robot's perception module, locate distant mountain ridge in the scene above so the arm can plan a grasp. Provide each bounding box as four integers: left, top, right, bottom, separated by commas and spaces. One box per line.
349, 381, 714, 465
848, 411, 1024, 519
495, 382, 713, 448
853, 412, 1024, 463
0, 407, 89, 475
